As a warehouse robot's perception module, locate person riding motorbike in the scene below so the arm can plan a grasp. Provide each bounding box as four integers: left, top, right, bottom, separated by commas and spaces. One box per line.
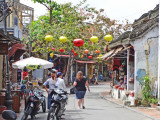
43, 69, 58, 109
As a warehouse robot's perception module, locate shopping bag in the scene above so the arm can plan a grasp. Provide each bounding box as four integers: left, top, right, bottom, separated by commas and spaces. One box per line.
70, 87, 75, 94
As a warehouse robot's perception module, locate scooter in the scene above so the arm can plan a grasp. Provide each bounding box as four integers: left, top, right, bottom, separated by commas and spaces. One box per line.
2, 110, 17, 120
22, 83, 46, 120
47, 89, 68, 120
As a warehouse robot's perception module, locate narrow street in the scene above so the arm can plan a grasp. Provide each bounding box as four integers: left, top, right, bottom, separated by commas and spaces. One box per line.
24, 82, 152, 120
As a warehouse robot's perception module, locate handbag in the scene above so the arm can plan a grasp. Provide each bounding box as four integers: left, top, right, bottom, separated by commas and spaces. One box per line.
70, 87, 75, 94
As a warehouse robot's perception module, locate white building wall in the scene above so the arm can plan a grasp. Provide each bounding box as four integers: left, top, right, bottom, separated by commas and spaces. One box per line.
132, 26, 159, 98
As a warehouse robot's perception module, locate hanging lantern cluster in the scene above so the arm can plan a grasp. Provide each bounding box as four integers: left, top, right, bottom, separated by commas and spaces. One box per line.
73, 38, 84, 47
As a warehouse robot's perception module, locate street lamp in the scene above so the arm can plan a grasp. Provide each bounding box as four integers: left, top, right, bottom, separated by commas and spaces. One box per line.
0, 0, 13, 110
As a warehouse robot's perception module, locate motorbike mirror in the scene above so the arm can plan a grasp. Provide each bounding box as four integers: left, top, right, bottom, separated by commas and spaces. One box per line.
2, 110, 17, 120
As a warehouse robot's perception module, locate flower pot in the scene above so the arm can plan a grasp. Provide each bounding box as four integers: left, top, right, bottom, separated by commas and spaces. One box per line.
150, 103, 157, 108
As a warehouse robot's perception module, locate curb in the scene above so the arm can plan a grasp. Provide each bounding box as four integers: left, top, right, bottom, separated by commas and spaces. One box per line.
99, 93, 159, 120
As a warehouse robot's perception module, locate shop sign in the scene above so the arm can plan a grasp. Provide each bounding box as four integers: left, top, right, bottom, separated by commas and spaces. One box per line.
0, 43, 8, 55
26, 65, 42, 69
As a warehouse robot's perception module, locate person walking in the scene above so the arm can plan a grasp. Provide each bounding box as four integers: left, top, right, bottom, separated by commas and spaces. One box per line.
56, 72, 66, 91
73, 71, 90, 109
43, 69, 58, 109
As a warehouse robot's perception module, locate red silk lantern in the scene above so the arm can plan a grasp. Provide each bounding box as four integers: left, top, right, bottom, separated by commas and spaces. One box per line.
59, 49, 64, 53
88, 56, 92, 59
73, 38, 84, 47
52, 47, 55, 51
74, 52, 78, 56
85, 49, 89, 54
95, 50, 100, 54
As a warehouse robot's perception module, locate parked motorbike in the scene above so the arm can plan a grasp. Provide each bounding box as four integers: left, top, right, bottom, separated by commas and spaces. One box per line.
47, 89, 68, 120
22, 83, 46, 120
2, 110, 17, 120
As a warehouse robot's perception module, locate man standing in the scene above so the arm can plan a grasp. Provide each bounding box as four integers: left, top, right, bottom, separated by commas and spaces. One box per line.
43, 69, 58, 109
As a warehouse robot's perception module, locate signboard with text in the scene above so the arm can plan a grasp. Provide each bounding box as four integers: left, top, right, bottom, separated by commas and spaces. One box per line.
0, 43, 8, 55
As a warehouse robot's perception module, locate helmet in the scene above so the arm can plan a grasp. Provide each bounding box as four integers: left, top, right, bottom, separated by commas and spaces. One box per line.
57, 72, 63, 77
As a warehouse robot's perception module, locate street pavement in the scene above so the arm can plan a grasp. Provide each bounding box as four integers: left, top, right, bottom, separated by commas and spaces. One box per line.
23, 82, 152, 120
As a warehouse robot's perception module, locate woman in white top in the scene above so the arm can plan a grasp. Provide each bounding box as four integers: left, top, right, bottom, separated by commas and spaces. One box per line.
56, 72, 66, 91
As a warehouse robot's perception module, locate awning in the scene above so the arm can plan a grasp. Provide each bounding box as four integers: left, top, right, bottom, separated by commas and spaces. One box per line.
13, 48, 26, 61
100, 49, 115, 60
108, 46, 132, 59
8, 43, 25, 61
75, 60, 97, 64
110, 47, 123, 57
54, 54, 70, 58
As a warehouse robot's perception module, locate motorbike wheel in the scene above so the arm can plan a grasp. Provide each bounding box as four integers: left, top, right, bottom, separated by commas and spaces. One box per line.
47, 107, 59, 120
42, 99, 46, 113
21, 106, 33, 120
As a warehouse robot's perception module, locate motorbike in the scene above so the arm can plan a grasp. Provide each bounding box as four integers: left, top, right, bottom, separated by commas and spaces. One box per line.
2, 110, 17, 120
22, 83, 46, 120
47, 89, 68, 120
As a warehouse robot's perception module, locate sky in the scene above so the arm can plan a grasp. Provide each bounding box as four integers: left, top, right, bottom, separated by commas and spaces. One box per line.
20, 0, 159, 23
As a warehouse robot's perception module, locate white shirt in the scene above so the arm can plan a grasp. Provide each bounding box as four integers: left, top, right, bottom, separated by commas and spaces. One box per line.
43, 78, 58, 94
56, 78, 66, 91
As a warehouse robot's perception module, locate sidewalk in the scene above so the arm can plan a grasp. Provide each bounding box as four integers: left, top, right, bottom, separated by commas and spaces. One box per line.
100, 90, 160, 120
0, 98, 25, 120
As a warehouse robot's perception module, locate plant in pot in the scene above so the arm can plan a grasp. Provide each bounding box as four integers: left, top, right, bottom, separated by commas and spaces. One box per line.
150, 98, 158, 108
141, 76, 151, 106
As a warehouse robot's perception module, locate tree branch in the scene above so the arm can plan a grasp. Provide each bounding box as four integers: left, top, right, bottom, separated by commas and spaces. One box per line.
41, 3, 50, 10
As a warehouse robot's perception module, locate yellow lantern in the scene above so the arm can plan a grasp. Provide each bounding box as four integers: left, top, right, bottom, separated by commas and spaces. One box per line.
50, 53, 54, 58
104, 34, 113, 42
45, 35, 53, 42
90, 36, 98, 43
98, 54, 103, 57
59, 36, 67, 43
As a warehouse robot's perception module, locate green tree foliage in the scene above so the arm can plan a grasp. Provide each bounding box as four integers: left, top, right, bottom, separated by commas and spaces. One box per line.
25, 0, 131, 84
27, 0, 131, 59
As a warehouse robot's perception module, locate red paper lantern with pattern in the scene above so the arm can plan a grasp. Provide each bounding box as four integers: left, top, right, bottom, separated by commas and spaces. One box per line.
73, 38, 84, 47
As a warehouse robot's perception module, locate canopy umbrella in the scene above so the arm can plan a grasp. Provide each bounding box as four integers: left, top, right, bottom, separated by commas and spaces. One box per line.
12, 57, 53, 69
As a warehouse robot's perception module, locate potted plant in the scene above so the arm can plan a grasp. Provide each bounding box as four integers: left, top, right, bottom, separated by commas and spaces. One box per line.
150, 98, 158, 108
141, 76, 151, 106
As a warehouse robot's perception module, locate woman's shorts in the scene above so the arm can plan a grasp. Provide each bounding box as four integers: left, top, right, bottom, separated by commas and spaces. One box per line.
75, 90, 86, 99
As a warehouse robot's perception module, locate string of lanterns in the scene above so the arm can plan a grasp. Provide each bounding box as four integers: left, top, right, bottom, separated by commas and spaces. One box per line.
45, 34, 113, 60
